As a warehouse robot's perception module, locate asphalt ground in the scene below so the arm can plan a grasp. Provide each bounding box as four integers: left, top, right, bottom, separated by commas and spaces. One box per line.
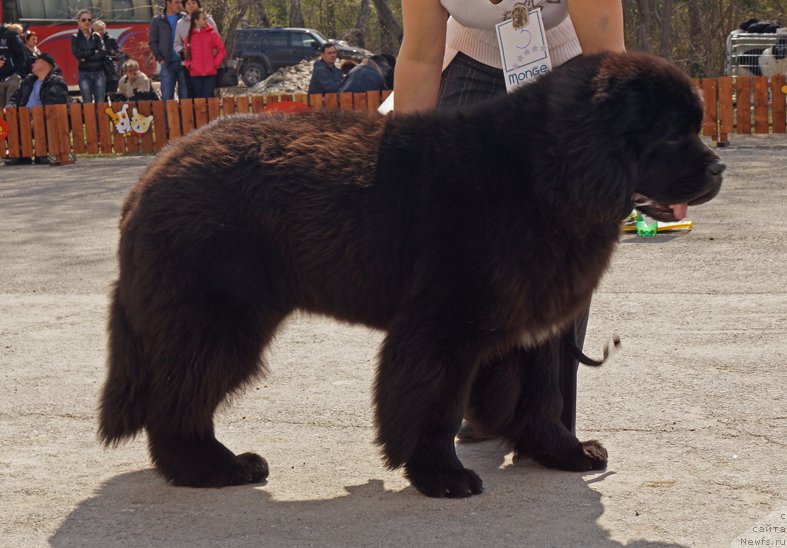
0, 135, 785, 547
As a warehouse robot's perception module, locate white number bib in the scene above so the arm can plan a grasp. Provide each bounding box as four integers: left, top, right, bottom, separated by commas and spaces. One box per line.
496, 7, 553, 93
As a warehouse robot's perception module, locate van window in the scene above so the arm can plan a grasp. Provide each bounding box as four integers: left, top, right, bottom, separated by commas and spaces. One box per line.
265, 32, 288, 47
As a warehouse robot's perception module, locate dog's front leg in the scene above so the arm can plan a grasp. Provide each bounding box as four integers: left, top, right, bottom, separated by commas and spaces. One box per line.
373, 317, 484, 498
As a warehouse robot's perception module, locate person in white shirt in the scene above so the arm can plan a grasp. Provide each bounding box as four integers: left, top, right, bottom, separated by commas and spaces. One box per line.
393, 0, 626, 441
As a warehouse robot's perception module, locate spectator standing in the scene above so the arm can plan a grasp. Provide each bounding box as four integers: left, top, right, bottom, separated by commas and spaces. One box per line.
0, 23, 27, 107
307, 42, 343, 94
92, 20, 122, 94
174, 0, 217, 96
117, 59, 157, 101
70, 9, 107, 103
149, 0, 188, 100
22, 31, 41, 76
183, 8, 226, 99
4, 52, 68, 165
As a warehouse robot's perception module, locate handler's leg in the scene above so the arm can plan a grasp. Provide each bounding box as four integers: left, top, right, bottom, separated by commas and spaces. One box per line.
560, 305, 590, 433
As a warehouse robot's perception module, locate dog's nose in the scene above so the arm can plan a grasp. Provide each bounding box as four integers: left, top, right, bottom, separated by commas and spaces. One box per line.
707, 161, 725, 176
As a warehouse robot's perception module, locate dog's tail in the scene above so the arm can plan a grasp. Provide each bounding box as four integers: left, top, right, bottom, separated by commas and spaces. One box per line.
569, 335, 621, 367
98, 285, 148, 446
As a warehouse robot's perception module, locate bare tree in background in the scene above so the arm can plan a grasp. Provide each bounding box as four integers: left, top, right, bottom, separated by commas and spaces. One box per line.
658, 0, 673, 59
290, 0, 304, 27
371, 0, 402, 54
346, 0, 370, 47
324, 0, 337, 39
250, 0, 270, 27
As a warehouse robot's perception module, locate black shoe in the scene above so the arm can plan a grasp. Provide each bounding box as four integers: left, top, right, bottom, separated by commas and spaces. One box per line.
4, 157, 32, 166
33, 156, 50, 165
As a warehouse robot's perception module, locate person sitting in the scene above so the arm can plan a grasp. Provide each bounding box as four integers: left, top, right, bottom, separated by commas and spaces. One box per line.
307, 42, 343, 94
117, 59, 158, 101
4, 52, 68, 165
338, 54, 396, 93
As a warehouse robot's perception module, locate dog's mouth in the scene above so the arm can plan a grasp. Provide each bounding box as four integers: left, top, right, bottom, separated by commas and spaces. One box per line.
632, 194, 689, 222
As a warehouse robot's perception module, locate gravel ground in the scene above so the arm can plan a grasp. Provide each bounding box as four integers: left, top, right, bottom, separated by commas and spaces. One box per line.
0, 134, 785, 547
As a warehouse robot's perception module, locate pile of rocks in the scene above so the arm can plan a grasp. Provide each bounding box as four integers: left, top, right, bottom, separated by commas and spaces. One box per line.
221, 59, 316, 96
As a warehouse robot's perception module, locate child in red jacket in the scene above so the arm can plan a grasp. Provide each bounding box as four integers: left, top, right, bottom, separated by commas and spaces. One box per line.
184, 9, 226, 98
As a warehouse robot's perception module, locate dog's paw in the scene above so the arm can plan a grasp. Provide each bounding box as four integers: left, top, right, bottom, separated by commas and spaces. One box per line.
579, 440, 608, 470
236, 452, 270, 483
169, 451, 269, 487
528, 439, 608, 472
405, 466, 484, 498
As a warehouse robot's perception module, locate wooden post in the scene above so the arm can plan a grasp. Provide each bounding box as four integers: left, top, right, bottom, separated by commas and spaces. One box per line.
83, 103, 99, 154
98, 102, 114, 153
137, 101, 155, 153
771, 75, 786, 134
19, 107, 33, 159
701, 78, 718, 143
753, 77, 769, 134
4, 107, 21, 158
152, 100, 167, 151
69, 103, 86, 155
735, 77, 752, 134
32, 106, 48, 159
193, 98, 209, 129
717, 77, 733, 146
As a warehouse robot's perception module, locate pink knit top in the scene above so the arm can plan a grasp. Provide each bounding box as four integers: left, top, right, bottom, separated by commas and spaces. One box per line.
440, 0, 583, 69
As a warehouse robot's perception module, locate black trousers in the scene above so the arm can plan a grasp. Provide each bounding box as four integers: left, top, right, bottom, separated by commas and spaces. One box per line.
437, 52, 589, 433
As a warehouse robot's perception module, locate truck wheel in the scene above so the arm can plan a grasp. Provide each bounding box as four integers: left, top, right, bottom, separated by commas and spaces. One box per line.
241, 61, 267, 87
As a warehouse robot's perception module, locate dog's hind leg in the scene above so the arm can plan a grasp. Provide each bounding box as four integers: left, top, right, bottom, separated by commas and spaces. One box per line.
143, 299, 285, 487
374, 315, 485, 498
468, 341, 608, 472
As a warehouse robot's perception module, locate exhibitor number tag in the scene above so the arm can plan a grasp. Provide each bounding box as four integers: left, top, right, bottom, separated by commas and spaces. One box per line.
496, 7, 553, 93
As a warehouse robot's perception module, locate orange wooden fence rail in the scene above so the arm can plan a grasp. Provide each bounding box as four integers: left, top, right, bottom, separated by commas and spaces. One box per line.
3, 77, 786, 162
1, 90, 391, 163
697, 75, 786, 145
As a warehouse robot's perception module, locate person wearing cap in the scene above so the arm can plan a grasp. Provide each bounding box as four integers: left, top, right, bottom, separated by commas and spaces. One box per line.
4, 52, 68, 165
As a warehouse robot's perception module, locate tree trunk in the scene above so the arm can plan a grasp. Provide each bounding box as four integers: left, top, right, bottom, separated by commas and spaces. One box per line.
223, 0, 252, 59
371, 0, 402, 53
635, 0, 652, 53
324, 0, 337, 39
251, 0, 270, 27
687, 0, 702, 76
346, 0, 370, 47
659, 0, 673, 59
290, 0, 305, 27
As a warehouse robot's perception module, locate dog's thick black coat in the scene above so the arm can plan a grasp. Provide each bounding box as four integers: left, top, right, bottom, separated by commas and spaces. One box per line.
99, 52, 723, 497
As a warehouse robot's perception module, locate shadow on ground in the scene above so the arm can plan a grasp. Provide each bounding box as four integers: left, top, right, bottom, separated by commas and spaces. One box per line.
50, 442, 686, 547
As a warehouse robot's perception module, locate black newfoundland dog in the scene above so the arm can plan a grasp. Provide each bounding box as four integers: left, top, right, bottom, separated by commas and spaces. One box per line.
99, 52, 723, 498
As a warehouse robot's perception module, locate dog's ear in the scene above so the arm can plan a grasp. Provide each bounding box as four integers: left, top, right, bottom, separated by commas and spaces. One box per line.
591, 53, 658, 105
590, 52, 704, 139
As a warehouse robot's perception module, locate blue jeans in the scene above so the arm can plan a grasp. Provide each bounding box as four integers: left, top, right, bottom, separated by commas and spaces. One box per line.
78, 70, 107, 103
190, 75, 216, 99
159, 58, 189, 100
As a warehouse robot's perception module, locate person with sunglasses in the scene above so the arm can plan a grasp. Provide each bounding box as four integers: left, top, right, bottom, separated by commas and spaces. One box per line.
70, 9, 107, 103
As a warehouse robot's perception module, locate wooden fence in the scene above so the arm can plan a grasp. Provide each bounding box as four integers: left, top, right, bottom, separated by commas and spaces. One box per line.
0, 90, 391, 164
2, 76, 786, 163
697, 74, 787, 145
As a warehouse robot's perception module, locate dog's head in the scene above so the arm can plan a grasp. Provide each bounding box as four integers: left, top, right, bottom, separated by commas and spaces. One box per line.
587, 52, 724, 221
